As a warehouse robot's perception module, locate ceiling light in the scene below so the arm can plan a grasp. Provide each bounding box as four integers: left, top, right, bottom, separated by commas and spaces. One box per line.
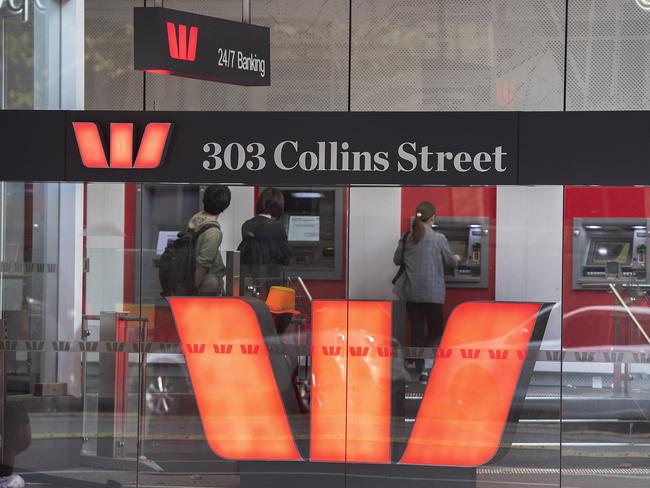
291, 192, 324, 199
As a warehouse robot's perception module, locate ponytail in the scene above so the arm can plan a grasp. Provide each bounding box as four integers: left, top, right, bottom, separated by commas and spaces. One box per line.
409, 201, 436, 244
411, 217, 426, 243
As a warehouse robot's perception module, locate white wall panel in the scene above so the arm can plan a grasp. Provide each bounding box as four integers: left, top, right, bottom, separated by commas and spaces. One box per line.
218, 186, 255, 256
496, 186, 563, 344
57, 183, 84, 396
349, 187, 401, 299
85, 183, 125, 315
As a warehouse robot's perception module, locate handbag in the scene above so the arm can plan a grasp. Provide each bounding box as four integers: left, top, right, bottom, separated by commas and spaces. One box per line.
392, 231, 411, 299
391, 231, 410, 285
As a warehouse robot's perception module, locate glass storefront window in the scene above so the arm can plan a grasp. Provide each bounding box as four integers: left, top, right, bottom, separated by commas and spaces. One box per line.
3, 182, 650, 486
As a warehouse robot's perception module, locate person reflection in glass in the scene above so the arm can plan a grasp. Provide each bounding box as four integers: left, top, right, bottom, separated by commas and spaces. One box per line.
393, 201, 459, 382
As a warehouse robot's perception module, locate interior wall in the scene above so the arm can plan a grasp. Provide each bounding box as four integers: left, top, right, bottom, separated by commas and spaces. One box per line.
219, 186, 255, 257
495, 186, 563, 345
348, 187, 401, 300
85, 183, 125, 316
56, 183, 84, 396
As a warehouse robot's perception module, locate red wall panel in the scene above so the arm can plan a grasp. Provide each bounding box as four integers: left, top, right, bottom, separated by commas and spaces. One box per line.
123, 183, 137, 305
563, 186, 650, 347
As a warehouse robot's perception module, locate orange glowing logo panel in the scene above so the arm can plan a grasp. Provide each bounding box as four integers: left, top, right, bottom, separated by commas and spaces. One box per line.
167, 297, 301, 461
311, 301, 392, 463
168, 298, 548, 467
72, 122, 173, 169
401, 302, 542, 466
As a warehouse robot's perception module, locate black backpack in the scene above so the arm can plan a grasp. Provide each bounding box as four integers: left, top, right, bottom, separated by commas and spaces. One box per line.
159, 223, 219, 297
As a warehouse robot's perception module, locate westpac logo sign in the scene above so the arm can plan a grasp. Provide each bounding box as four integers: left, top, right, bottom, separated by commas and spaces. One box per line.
134, 7, 270, 86
166, 22, 198, 61
167, 298, 549, 466
72, 122, 173, 169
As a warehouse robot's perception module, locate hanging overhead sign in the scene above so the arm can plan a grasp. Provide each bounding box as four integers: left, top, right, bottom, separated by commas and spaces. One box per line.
133, 7, 270, 86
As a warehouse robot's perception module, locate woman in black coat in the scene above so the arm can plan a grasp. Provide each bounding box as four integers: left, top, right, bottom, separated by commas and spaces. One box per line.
238, 188, 291, 294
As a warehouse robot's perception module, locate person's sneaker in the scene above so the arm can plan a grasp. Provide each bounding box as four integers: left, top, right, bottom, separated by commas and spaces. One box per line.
0, 475, 25, 488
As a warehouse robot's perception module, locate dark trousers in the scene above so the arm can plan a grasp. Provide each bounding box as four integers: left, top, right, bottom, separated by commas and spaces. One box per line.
406, 302, 444, 374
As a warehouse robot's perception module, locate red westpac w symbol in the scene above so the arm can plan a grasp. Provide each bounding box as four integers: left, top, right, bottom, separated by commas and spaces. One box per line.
72, 122, 173, 169
166, 22, 198, 61
167, 298, 551, 466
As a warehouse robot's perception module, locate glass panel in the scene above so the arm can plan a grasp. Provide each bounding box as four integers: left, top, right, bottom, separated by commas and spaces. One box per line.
346, 185, 562, 487
0, 2, 35, 109
567, 0, 650, 111
85, 0, 144, 110
78, 182, 141, 486
0, 182, 141, 487
351, 1, 565, 111
85, 0, 349, 111
144, 0, 348, 111
137, 184, 349, 488
0, 1, 62, 109
562, 186, 650, 488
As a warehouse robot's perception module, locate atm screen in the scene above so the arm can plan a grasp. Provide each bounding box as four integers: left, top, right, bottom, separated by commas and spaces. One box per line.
156, 230, 180, 255
276, 188, 339, 275
588, 240, 632, 265
448, 240, 468, 262
288, 215, 320, 242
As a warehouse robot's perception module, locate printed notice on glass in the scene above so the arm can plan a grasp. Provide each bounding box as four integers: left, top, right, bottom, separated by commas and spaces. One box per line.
288, 216, 320, 242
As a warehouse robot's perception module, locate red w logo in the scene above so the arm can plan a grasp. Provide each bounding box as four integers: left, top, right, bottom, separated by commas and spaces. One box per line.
166, 22, 198, 61
167, 298, 551, 466
72, 122, 173, 169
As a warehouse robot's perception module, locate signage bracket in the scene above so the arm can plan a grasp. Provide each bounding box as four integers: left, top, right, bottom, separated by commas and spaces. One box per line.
242, 0, 251, 24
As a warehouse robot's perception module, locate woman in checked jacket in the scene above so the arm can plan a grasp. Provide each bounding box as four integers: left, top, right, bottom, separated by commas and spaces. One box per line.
393, 201, 459, 381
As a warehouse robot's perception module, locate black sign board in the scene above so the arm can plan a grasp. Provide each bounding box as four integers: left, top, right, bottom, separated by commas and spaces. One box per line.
134, 7, 270, 86
4, 110, 650, 186
0, 111, 66, 181
63, 112, 518, 185
518, 111, 650, 185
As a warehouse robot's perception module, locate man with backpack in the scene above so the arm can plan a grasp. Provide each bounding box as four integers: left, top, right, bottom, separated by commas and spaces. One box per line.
159, 185, 231, 296
188, 185, 231, 295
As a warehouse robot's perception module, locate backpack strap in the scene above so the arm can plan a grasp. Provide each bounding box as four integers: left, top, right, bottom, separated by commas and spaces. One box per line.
193, 222, 220, 240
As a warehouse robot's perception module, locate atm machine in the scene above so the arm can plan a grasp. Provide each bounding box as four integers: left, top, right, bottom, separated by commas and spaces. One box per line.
568, 218, 650, 397
572, 218, 650, 290
137, 184, 204, 306
137, 185, 345, 299
236, 187, 344, 300
274, 187, 344, 281
433, 217, 490, 289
